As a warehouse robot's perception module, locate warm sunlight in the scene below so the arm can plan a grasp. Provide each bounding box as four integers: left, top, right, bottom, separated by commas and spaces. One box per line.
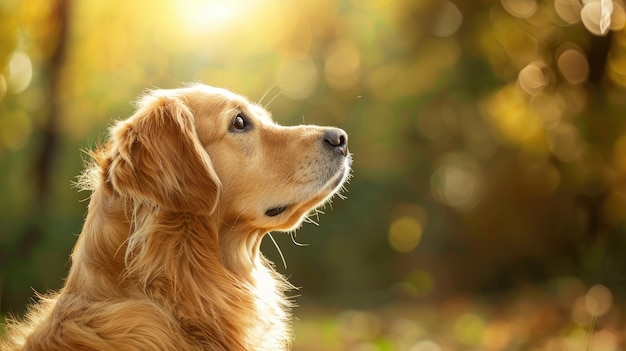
4, 0, 626, 349
177, 0, 241, 34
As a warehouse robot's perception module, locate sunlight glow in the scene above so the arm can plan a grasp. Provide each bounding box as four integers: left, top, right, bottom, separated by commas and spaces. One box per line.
500, 0, 537, 18
555, 0, 583, 24
481, 84, 543, 145
581, 0, 626, 35
432, 1, 463, 37
388, 217, 423, 253
431, 153, 485, 212
454, 313, 486, 347
557, 46, 589, 85
177, 0, 239, 33
518, 62, 550, 96
585, 284, 613, 316
582, 0, 609, 35
7, 51, 32, 94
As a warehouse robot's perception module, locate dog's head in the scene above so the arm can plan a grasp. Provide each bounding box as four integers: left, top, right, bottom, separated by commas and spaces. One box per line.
107, 84, 351, 233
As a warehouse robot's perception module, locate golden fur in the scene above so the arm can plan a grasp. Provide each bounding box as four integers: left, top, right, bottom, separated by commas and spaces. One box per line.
1, 84, 351, 350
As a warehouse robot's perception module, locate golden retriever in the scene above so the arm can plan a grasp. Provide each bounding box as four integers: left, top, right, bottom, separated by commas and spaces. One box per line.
1, 84, 351, 350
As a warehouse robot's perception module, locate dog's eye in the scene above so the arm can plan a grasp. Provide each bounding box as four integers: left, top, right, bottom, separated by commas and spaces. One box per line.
231, 113, 247, 132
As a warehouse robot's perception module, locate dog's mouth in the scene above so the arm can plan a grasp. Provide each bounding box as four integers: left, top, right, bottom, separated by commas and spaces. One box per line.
264, 160, 351, 219
265, 205, 289, 217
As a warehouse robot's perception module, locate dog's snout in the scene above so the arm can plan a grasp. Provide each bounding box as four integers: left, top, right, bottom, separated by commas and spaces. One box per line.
323, 128, 349, 156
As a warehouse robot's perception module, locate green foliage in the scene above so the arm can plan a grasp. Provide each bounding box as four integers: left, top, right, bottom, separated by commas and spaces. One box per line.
2, 0, 626, 348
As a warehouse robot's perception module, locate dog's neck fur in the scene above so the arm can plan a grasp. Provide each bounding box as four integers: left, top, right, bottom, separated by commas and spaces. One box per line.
60, 165, 291, 350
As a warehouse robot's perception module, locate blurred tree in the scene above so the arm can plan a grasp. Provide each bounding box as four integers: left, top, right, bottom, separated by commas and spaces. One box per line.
1, 0, 74, 313
14, 0, 70, 265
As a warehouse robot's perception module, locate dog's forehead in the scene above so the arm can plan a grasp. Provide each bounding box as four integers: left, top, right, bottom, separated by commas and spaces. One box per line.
248, 104, 274, 124
207, 88, 274, 124
143, 84, 275, 127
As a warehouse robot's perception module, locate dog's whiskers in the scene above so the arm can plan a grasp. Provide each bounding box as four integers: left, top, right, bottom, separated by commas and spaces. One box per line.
314, 208, 324, 222
264, 91, 282, 109
267, 233, 287, 270
289, 232, 309, 247
258, 82, 278, 107
303, 215, 319, 226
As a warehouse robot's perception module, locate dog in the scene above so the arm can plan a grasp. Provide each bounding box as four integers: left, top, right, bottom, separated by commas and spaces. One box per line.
1, 84, 351, 350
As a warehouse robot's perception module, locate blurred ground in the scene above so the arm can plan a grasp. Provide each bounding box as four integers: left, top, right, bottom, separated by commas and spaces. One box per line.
289, 278, 623, 350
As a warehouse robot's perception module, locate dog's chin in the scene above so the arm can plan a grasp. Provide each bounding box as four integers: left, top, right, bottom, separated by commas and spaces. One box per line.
262, 160, 351, 232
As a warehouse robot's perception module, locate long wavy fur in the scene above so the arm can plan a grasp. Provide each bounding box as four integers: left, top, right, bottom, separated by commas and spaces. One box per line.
2, 92, 292, 350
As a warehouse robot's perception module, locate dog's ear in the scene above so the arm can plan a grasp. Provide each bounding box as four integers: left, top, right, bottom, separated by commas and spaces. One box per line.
107, 92, 221, 213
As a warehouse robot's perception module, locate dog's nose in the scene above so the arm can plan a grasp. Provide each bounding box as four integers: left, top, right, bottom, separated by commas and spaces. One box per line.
323, 128, 349, 156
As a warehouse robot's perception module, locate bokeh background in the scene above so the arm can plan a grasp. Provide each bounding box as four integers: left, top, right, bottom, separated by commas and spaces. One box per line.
2, 0, 626, 349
